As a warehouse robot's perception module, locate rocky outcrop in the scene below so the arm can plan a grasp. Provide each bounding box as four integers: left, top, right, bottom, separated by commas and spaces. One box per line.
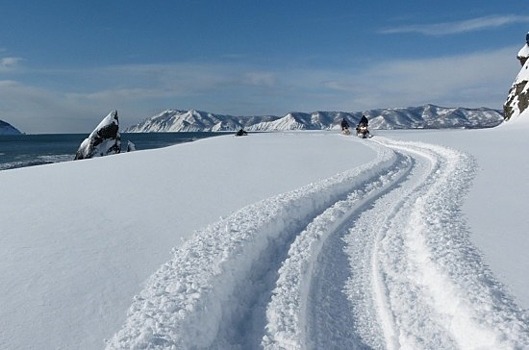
504, 33, 529, 121
75, 111, 121, 160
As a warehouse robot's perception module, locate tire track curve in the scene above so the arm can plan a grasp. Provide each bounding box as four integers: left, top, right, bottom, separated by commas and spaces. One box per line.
105, 139, 400, 349
343, 137, 529, 349
261, 149, 413, 350
106, 136, 529, 349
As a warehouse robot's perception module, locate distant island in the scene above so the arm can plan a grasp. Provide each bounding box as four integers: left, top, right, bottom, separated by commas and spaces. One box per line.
0, 120, 22, 135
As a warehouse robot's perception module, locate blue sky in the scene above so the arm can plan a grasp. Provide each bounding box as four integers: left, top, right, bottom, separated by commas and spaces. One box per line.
1, 1, 529, 133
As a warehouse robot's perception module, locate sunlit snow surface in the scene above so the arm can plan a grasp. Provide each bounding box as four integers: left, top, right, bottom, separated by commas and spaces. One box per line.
1, 125, 529, 349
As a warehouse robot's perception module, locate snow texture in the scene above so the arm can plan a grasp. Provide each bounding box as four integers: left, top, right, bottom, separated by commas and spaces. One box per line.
105, 135, 529, 350
1, 125, 529, 349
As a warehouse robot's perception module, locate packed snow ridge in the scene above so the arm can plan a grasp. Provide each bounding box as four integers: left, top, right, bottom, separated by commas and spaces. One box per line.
124, 104, 503, 133
106, 137, 529, 349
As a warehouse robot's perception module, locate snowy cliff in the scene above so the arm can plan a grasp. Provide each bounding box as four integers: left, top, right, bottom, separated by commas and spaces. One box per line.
75, 111, 121, 160
504, 33, 529, 121
124, 105, 503, 133
0, 120, 22, 135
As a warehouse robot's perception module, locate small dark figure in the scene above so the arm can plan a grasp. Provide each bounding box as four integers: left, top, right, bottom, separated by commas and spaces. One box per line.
340, 118, 350, 131
356, 115, 370, 138
358, 115, 368, 127
235, 128, 248, 136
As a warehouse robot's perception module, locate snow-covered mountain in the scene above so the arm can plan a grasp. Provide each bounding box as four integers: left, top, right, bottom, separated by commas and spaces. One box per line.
366, 105, 503, 129
0, 120, 22, 135
125, 109, 278, 133
124, 105, 503, 133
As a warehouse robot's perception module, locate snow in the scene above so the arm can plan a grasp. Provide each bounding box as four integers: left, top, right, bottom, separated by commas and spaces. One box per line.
518, 44, 529, 60
1, 124, 529, 349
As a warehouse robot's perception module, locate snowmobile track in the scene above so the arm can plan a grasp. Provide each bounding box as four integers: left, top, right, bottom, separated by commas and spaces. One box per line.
343, 138, 529, 350
106, 136, 529, 350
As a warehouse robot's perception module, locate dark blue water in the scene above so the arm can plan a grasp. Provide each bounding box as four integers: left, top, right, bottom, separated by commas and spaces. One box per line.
0, 132, 221, 171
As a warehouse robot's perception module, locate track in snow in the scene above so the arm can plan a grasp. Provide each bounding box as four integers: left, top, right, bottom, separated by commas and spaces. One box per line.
106, 137, 529, 350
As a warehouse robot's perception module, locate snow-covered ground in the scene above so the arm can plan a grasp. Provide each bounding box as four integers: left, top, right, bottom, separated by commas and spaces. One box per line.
1, 122, 529, 349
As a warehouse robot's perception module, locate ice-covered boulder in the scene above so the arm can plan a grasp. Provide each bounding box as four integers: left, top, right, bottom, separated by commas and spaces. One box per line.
504, 33, 529, 121
75, 111, 121, 160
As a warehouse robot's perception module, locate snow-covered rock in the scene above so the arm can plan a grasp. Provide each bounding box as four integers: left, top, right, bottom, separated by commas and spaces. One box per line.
0, 120, 22, 135
504, 33, 529, 121
125, 105, 503, 133
74, 110, 121, 160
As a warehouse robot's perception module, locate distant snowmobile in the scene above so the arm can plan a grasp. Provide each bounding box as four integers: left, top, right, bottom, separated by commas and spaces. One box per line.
340, 118, 351, 135
235, 128, 248, 136
356, 123, 370, 138
355, 115, 371, 138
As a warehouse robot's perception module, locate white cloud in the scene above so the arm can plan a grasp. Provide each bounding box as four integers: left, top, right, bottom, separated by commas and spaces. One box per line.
242, 72, 277, 87
316, 46, 519, 110
380, 15, 529, 36
0, 57, 23, 72
0, 80, 99, 133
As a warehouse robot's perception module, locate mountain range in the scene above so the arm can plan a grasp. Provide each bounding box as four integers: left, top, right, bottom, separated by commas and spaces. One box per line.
124, 104, 504, 133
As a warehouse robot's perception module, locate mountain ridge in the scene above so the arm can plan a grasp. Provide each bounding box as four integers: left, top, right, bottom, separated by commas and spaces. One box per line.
124, 104, 503, 133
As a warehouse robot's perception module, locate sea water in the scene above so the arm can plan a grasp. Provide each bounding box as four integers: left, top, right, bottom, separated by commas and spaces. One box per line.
0, 132, 220, 171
